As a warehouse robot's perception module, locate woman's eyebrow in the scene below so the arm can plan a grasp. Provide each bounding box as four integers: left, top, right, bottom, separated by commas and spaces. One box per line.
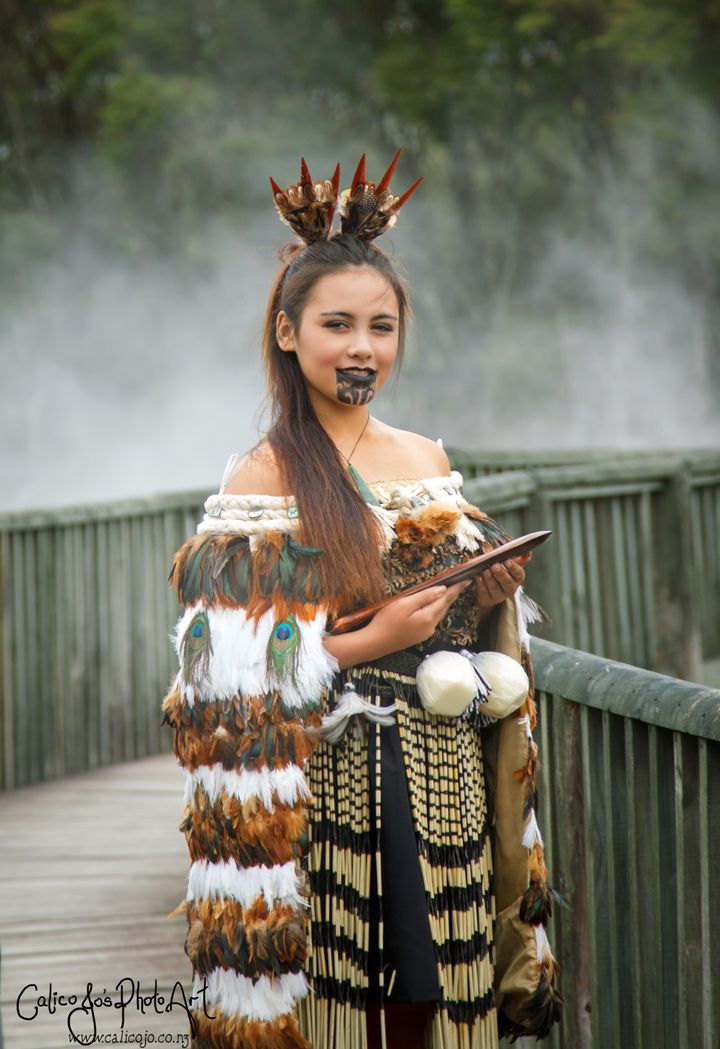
318, 310, 399, 320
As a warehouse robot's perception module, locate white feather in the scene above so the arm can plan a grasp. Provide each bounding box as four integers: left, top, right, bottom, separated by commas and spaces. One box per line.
515, 713, 533, 739
186, 858, 307, 909
183, 763, 312, 811
533, 922, 552, 964
367, 505, 398, 551
320, 689, 397, 744
248, 532, 264, 552
514, 587, 530, 647
454, 514, 483, 553
521, 808, 544, 850
192, 969, 309, 1022
515, 585, 548, 648
166, 668, 193, 705
173, 602, 339, 709
219, 451, 243, 493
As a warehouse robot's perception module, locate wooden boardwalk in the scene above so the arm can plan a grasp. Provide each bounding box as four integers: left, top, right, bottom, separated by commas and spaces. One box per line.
0, 754, 191, 1049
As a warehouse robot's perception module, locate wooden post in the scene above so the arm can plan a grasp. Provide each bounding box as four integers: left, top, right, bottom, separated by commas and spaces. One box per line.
652, 463, 702, 681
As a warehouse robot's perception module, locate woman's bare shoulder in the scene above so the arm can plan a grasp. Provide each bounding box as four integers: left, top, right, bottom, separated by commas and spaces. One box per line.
222, 442, 292, 497
375, 422, 452, 477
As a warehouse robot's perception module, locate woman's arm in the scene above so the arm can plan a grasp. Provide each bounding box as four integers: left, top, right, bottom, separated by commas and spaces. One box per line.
322, 622, 389, 671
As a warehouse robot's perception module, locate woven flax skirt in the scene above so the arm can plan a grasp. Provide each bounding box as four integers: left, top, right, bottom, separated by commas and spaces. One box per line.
297, 652, 498, 1049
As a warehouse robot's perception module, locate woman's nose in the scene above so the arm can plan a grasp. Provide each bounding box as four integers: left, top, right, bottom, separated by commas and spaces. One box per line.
349, 331, 373, 355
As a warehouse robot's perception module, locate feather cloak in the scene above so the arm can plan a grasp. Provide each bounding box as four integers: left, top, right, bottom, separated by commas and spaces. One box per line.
162, 526, 343, 1048
161, 463, 562, 1047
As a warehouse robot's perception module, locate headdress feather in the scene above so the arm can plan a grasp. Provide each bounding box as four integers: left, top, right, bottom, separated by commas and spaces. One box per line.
269, 148, 422, 246
269, 158, 340, 244
339, 148, 422, 241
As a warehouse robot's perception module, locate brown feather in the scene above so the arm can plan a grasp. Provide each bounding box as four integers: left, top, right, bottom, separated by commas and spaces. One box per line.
193, 1007, 310, 1049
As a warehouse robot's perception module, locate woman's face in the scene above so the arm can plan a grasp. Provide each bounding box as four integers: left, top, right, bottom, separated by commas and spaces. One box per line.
277, 265, 400, 408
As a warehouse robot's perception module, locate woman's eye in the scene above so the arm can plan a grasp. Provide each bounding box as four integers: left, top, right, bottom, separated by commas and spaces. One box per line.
325, 320, 347, 329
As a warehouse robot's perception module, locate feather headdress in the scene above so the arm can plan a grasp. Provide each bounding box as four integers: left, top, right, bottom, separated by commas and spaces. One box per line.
269, 158, 340, 244
269, 149, 422, 245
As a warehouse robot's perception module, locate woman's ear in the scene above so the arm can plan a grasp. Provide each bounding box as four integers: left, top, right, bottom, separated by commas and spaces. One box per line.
276, 310, 295, 352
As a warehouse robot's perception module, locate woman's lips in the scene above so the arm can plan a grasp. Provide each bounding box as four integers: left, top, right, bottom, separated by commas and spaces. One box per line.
337, 368, 376, 382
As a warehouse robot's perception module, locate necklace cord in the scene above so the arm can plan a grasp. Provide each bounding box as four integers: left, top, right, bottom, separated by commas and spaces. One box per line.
336, 412, 370, 466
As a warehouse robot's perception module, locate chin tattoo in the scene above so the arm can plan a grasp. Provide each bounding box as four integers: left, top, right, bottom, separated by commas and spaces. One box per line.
336, 375, 377, 404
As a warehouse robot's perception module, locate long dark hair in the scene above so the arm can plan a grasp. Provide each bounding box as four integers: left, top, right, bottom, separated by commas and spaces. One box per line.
256, 233, 412, 612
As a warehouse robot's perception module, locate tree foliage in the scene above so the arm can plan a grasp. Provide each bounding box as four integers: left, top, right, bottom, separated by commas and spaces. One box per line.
1, 0, 719, 301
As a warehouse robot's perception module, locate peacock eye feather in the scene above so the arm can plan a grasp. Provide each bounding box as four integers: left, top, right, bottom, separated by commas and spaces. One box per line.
275, 622, 293, 642
266, 613, 302, 688
181, 610, 213, 689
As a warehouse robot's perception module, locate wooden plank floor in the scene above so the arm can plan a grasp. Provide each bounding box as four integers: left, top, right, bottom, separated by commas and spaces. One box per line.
0, 754, 536, 1049
0, 754, 191, 1049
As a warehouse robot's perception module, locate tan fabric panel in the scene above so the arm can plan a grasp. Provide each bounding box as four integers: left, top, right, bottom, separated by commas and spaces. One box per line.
482, 597, 532, 912
493, 895, 540, 1016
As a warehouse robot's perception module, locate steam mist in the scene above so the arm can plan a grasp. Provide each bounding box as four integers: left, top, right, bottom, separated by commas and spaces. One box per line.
1, 109, 718, 513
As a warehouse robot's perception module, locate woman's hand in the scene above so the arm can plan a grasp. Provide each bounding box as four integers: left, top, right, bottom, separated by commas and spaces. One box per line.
475, 551, 531, 613
370, 579, 473, 649
324, 580, 473, 669
364, 579, 473, 659
324, 552, 532, 671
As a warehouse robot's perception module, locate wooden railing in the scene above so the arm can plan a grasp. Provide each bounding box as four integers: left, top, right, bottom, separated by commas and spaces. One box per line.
528, 636, 720, 1049
0, 491, 205, 789
462, 450, 719, 682
448, 446, 698, 477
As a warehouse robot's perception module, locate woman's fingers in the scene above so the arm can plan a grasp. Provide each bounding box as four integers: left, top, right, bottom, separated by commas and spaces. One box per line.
505, 559, 525, 581
476, 561, 525, 605
408, 583, 454, 612
411, 580, 470, 617
444, 579, 472, 607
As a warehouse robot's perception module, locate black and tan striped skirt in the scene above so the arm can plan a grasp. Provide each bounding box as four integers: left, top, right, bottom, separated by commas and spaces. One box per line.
298, 652, 499, 1049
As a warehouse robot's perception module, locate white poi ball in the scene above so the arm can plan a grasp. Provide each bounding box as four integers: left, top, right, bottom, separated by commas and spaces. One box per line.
468, 651, 529, 718
416, 649, 530, 719
416, 650, 480, 716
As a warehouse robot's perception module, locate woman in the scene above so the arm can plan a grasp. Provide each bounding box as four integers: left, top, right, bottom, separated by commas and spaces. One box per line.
162, 153, 561, 1049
